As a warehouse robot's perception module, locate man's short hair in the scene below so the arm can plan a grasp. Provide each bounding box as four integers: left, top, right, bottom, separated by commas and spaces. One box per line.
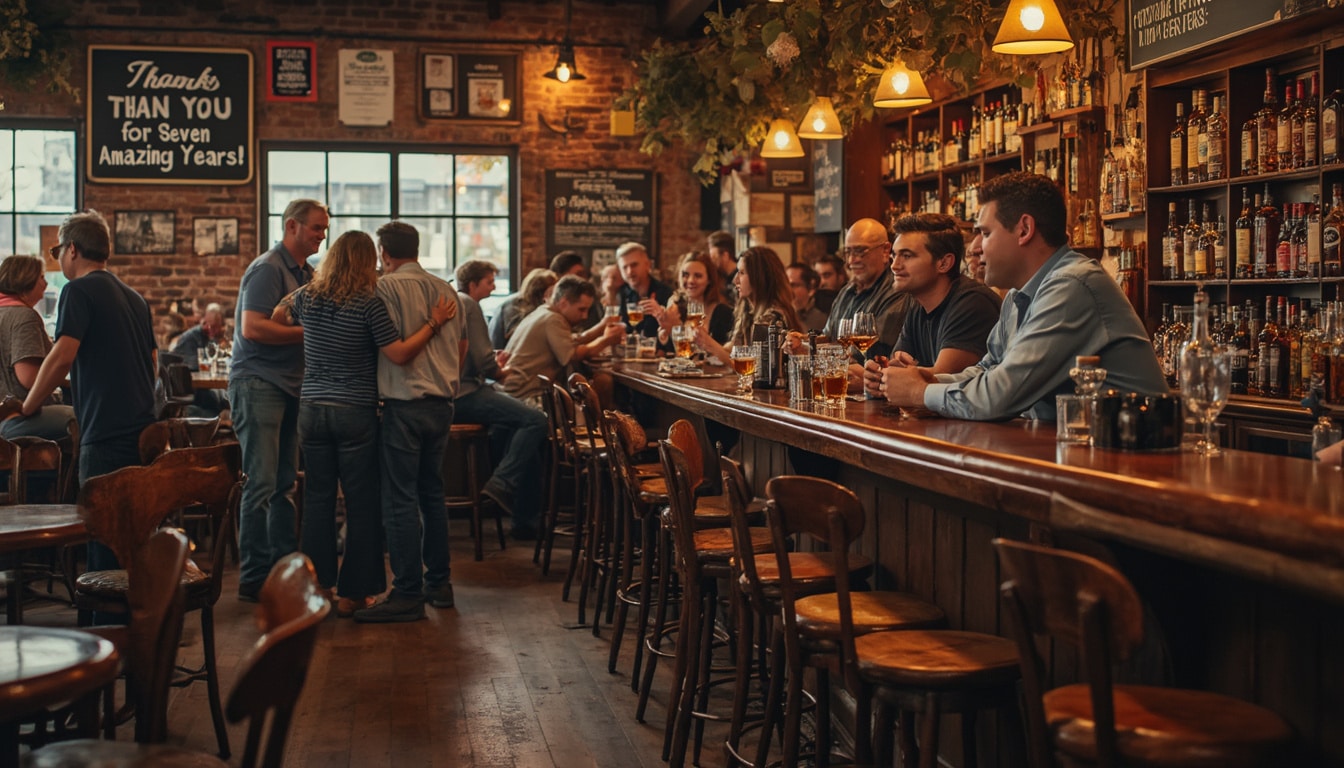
615, 242, 648, 261
203, 302, 224, 320
548, 250, 586, 275
376, 221, 419, 261
892, 212, 966, 275
813, 253, 846, 278
282, 199, 328, 227
551, 274, 598, 305
785, 262, 819, 291
708, 230, 734, 255
60, 210, 111, 262
455, 259, 498, 291
977, 171, 1068, 249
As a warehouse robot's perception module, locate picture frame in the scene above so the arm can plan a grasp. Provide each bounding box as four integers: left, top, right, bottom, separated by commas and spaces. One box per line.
193, 217, 240, 256
114, 210, 176, 255
418, 49, 520, 123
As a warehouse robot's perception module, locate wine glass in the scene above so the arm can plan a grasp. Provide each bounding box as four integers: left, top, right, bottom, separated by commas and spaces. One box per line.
730, 344, 760, 396
685, 299, 705, 329
835, 317, 855, 351
203, 341, 219, 373
850, 312, 876, 354
1180, 346, 1232, 456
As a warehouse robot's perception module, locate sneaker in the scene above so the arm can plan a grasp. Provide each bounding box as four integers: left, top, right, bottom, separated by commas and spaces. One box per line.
424, 583, 455, 609
335, 595, 377, 618
510, 523, 538, 541
237, 581, 263, 603
353, 595, 426, 623
481, 484, 514, 516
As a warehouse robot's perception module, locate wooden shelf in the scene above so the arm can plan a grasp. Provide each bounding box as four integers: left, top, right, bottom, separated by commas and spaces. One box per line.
1148, 178, 1233, 194
1232, 168, 1323, 185
1101, 210, 1146, 223
1015, 120, 1056, 136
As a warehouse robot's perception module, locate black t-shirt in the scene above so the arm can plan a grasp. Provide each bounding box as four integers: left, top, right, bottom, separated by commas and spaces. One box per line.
893, 277, 1002, 366
56, 270, 157, 445
618, 278, 674, 337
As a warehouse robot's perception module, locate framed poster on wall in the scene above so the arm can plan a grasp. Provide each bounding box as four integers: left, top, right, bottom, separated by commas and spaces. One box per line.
266, 41, 316, 102
418, 50, 520, 123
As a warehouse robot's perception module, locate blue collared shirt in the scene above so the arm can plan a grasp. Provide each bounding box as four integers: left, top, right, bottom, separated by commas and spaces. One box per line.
229, 243, 312, 397
924, 246, 1168, 421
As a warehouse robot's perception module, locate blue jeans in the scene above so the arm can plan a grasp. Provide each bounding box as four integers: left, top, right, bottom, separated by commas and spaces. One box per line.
380, 398, 453, 598
298, 401, 385, 598
229, 376, 300, 589
2, 404, 76, 442
453, 387, 548, 528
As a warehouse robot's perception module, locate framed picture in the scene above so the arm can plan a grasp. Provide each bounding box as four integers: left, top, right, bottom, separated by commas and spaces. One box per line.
418, 50, 520, 123
193, 217, 240, 256
114, 210, 176, 255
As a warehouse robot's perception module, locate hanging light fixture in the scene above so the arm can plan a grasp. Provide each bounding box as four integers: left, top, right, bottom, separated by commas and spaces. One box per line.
992, 0, 1074, 55
544, 0, 586, 82
797, 96, 843, 140
760, 118, 805, 158
873, 61, 932, 108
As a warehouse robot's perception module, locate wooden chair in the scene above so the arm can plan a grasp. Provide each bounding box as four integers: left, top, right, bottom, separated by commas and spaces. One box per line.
994, 536, 1295, 768
71, 443, 241, 758
26, 551, 331, 768
137, 416, 221, 462
533, 374, 575, 575
443, 422, 506, 561
1, 435, 77, 624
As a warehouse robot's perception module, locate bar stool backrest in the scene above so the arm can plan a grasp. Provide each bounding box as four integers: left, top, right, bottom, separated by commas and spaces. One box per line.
602, 410, 645, 523
570, 375, 607, 453
666, 420, 704, 492
657, 439, 703, 587
720, 456, 765, 602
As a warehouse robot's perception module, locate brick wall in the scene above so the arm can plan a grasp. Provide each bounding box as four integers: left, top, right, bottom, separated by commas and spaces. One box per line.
14, 0, 707, 317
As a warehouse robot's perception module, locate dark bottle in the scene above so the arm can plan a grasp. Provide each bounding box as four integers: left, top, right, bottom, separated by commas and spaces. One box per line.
1275, 203, 1294, 278
1257, 296, 1280, 397
1325, 182, 1344, 277
1256, 69, 1279, 174
1163, 201, 1183, 279
1323, 82, 1342, 164
1253, 186, 1280, 278
1230, 305, 1250, 395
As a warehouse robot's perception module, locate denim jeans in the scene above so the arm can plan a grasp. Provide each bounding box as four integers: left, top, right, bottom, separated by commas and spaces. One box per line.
298, 401, 385, 598
229, 376, 300, 589
453, 387, 548, 527
380, 398, 453, 598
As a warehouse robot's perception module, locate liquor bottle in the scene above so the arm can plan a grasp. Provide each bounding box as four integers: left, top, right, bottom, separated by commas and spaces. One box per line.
992, 101, 1005, 155
1272, 296, 1290, 397
1258, 296, 1280, 397
1100, 131, 1116, 214
1068, 138, 1079, 194
1205, 204, 1226, 280
1299, 300, 1316, 398
1275, 203, 1294, 277
1308, 193, 1323, 278
969, 110, 982, 161
1184, 198, 1203, 279
1230, 305, 1250, 395
1127, 124, 1146, 211
1248, 300, 1262, 395
1292, 202, 1309, 278
1170, 101, 1187, 185
1312, 304, 1333, 400
1289, 81, 1306, 170
1163, 201, 1183, 279
1253, 186, 1280, 278
1005, 98, 1021, 153
1234, 187, 1253, 278
1187, 89, 1207, 184
1303, 73, 1319, 167
1207, 94, 1227, 181
1286, 301, 1303, 397
1325, 183, 1344, 277
1277, 84, 1295, 170
1256, 69, 1279, 174
1323, 82, 1342, 164
1241, 100, 1259, 176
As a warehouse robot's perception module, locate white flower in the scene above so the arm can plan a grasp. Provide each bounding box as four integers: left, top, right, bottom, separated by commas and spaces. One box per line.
766, 32, 799, 69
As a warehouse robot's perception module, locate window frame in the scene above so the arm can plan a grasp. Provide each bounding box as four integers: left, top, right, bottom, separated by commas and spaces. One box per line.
0, 118, 82, 258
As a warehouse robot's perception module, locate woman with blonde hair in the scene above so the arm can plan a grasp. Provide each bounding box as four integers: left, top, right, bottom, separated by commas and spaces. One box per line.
656, 250, 734, 347
273, 230, 455, 616
694, 246, 801, 365
489, 268, 558, 348
0, 255, 73, 442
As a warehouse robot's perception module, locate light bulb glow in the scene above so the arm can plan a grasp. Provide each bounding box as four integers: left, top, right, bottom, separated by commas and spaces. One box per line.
1019, 4, 1045, 31
773, 129, 790, 149
892, 71, 910, 95
556, 63, 571, 83
811, 116, 826, 132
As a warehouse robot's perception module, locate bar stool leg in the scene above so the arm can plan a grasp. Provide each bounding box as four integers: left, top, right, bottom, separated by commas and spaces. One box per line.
468, 438, 483, 562
636, 526, 674, 723
753, 622, 786, 768
560, 459, 585, 602
918, 693, 942, 768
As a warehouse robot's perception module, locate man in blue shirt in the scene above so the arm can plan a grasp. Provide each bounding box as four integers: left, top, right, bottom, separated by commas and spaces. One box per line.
229, 198, 324, 601
881, 173, 1166, 421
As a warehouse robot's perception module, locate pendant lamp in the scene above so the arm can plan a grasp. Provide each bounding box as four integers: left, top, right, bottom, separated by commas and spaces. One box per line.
760, 118, 805, 158
873, 61, 932, 108
992, 0, 1074, 55
797, 96, 844, 140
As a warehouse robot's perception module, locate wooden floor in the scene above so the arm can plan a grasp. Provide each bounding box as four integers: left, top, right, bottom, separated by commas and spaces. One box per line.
17, 520, 743, 768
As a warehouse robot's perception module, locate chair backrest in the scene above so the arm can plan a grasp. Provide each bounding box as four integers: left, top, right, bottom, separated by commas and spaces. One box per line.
720, 456, 766, 603
227, 552, 330, 768
536, 373, 563, 460
603, 410, 652, 522
77, 444, 241, 582
3, 435, 61, 503
138, 416, 222, 464
165, 363, 196, 399
666, 419, 705, 491
126, 528, 191, 743
551, 380, 581, 458
657, 439, 703, 587
993, 536, 1146, 768
569, 374, 605, 453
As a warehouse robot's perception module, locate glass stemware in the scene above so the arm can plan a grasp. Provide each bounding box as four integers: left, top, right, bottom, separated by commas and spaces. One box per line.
685, 299, 705, 329
730, 344, 760, 396
1179, 290, 1231, 456
849, 312, 877, 355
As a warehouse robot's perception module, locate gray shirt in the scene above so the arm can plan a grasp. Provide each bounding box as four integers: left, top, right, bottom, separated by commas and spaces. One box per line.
375, 262, 465, 401
0, 305, 53, 404
229, 243, 311, 397
924, 246, 1168, 421
498, 305, 575, 403
458, 294, 501, 399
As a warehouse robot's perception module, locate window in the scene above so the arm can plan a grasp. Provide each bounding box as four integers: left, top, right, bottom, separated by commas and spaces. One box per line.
0, 124, 78, 257
262, 146, 516, 301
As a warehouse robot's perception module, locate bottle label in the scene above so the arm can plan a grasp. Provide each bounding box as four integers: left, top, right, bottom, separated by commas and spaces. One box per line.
1242, 129, 1255, 173
1187, 133, 1200, 178
1170, 137, 1182, 181
1214, 243, 1227, 271
1306, 122, 1318, 165
1162, 237, 1175, 269
1277, 121, 1290, 154
1325, 224, 1341, 263
1195, 132, 1208, 169
1184, 234, 1199, 273
1309, 220, 1322, 264
1277, 240, 1293, 274
1325, 111, 1338, 159
1235, 230, 1252, 267
1194, 244, 1208, 275
1209, 138, 1224, 179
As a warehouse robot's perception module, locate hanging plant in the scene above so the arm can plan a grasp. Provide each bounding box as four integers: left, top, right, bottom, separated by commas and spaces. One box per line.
0, 0, 79, 102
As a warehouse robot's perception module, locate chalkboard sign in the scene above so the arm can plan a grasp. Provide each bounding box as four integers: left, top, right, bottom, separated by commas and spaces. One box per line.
545, 169, 656, 266
266, 41, 316, 102
1129, 0, 1287, 69
87, 46, 254, 184
812, 140, 844, 234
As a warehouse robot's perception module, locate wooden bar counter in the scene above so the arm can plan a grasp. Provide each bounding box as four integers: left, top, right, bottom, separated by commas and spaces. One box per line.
611, 362, 1344, 766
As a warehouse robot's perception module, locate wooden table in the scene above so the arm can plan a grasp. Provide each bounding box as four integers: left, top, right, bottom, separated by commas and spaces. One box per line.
190, 371, 228, 390
0, 626, 118, 766
0, 505, 86, 557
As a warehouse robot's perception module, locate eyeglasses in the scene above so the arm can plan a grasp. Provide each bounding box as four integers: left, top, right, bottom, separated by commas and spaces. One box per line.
49, 242, 66, 260
842, 243, 885, 259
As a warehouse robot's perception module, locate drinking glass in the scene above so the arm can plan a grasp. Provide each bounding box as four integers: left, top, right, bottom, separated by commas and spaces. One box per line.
821, 351, 848, 407
626, 300, 646, 328
730, 344, 760, 396
604, 304, 621, 320
849, 312, 877, 355
1180, 347, 1232, 455
671, 326, 694, 359
204, 341, 219, 371
835, 317, 855, 351
685, 299, 705, 329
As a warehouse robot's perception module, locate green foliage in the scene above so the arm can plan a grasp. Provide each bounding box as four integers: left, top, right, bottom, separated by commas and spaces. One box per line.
0, 0, 79, 102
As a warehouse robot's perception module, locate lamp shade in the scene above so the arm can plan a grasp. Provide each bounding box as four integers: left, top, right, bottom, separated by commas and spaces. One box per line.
992, 0, 1074, 55
760, 118, 805, 158
797, 96, 844, 140
544, 43, 586, 82
873, 62, 932, 108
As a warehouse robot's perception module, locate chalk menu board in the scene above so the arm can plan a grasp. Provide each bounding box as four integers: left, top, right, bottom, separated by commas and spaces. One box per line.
812, 140, 844, 234
87, 46, 254, 185
1129, 0, 1287, 69
545, 169, 656, 264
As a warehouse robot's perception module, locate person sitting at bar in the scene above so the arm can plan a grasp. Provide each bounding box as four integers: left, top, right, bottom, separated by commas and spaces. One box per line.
878, 172, 1167, 421
551, 250, 603, 331
0, 255, 75, 442
655, 251, 734, 348
489, 267, 558, 349
861, 213, 1001, 397
453, 259, 549, 541
785, 261, 828, 332
693, 245, 802, 366
169, 301, 230, 417
707, 230, 737, 306
599, 263, 624, 310
811, 252, 846, 313
498, 275, 624, 409
616, 242, 673, 338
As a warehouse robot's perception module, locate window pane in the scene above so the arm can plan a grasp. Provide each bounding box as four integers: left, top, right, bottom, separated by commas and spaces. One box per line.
16, 213, 67, 258
457, 217, 510, 290
0, 216, 12, 256
0, 131, 12, 213
267, 215, 284, 249
328, 152, 389, 215
398, 216, 454, 279
455, 155, 510, 216
398, 154, 454, 215
14, 131, 76, 212
268, 151, 325, 211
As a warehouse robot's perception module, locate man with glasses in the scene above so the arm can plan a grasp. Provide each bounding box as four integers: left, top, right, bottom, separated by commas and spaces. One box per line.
229, 198, 325, 602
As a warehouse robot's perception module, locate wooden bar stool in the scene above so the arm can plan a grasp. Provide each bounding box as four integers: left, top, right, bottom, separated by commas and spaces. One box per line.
534, 375, 578, 577
443, 423, 505, 562
994, 535, 1294, 768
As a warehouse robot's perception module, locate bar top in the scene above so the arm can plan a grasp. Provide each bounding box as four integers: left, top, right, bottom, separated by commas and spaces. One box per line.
612, 363, 1344, 575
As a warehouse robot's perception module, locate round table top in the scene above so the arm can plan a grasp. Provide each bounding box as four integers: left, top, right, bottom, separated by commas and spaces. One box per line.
0, 504, 86, 556
0, 626, 119, 722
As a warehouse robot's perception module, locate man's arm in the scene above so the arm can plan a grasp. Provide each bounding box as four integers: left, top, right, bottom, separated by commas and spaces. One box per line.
21, 336, 78, 416
572, 323, 624, 361
242, 308, 304, 345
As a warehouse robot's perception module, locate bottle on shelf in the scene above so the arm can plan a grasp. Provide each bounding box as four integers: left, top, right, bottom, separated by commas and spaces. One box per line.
1231, 305, 1251, 395
1207, 94, 1227, 181
1303, 73, 1319, 168
1204, 203, 1225, 280
1101, 130, 1116, 214
1184, 198, 1204, 279
1171, 101, 1187, 185
1308, 193, 1323, 278
1253, 186, 1280, 278
1322, 81, 1341, 164
1164, 201, 1184, 279
1325, 183, 1343, 277
1248, 300, 1262, 395
1068, 137, 1079, 194
1188, 89, 1207, 184
1256, 68, 1279, 175
1287, 301, 1303, 397
1258, 296, 1281, 397
1241, 97, 1259, 176
1290, 201, 1308, 278
1127, 123, 1146, 211
1275, 202, 1294, 277
1299, 300, 1317, 398
1235, 187, 1254, 279
1278, 82, 1295, 171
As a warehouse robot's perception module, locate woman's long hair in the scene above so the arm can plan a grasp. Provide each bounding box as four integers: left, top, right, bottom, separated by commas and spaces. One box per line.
672, 250, 722, 313
308, 231, 377, 305
732, 246, 802, 340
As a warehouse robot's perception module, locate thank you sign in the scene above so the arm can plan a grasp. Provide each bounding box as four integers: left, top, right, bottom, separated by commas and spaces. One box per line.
87, 46, 254, 184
